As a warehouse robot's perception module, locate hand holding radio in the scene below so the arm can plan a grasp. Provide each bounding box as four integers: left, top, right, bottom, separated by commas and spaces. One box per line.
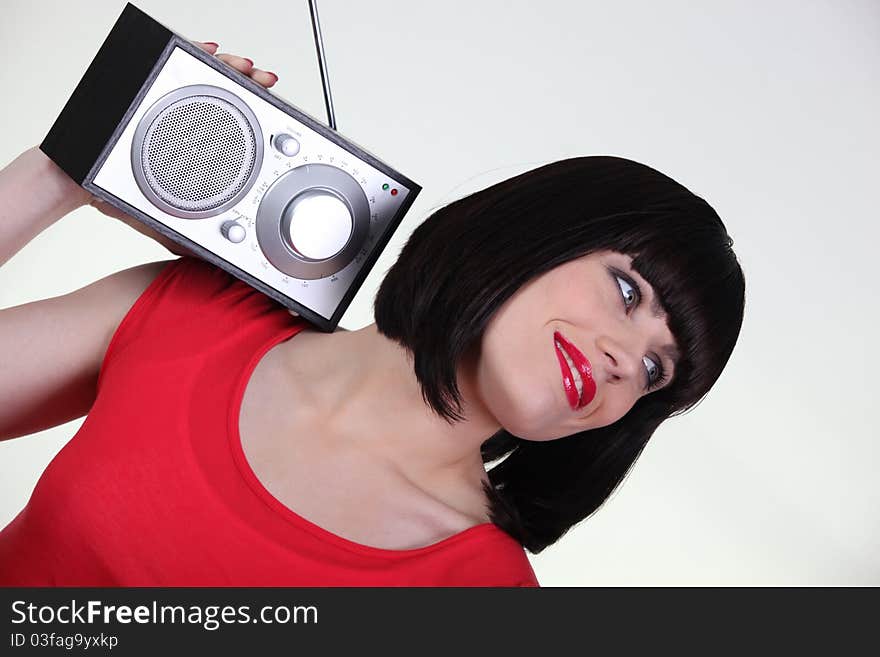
88, 40, 279, 257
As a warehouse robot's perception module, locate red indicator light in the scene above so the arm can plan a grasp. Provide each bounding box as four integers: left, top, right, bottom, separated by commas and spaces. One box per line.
391, 189, 398, 196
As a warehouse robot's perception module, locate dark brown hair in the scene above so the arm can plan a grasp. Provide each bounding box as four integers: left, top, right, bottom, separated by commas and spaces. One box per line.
373, 156, 746, 553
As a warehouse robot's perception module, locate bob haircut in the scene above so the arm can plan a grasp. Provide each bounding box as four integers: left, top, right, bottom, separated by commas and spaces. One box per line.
373, 156, 746, 554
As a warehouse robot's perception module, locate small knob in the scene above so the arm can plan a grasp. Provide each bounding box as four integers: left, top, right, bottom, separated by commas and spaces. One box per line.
272, 133, 301, 157
221, 220, 246, 243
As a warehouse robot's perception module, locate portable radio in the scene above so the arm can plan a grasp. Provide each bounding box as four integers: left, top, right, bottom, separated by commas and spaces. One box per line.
40, 2, 421, 332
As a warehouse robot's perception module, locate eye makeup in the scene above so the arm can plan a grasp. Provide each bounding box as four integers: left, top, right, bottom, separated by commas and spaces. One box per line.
606, 266, 674, 391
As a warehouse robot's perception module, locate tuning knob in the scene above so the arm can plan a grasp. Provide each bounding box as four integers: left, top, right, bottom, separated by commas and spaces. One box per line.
220, 220, 246, 243
284, 190, 353, 259
272, 133, 301, 157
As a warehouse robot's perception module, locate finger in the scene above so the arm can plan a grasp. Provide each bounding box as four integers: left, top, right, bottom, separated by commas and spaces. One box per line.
192, 41, 219, 55
215, 53, 254, 74
249, 68, 278, 88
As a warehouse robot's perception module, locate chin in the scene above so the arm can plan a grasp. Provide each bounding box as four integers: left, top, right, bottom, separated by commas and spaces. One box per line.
496, 413, 568, 441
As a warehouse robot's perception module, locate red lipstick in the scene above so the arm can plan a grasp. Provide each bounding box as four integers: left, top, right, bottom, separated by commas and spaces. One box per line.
553, 330, 597, 410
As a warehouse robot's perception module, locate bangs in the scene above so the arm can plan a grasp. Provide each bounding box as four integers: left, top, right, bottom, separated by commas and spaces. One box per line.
376, 155, 745, 422
374, 154, 747, 551
605, 207, 744, 412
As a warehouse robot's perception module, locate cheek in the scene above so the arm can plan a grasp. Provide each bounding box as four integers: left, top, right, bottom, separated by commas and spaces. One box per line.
474, 327, 572, 440
585, 391, 637, 430
476, 362, 556, 439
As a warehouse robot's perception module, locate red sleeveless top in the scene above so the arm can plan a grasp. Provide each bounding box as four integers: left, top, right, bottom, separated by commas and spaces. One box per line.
0, 256, 539, 587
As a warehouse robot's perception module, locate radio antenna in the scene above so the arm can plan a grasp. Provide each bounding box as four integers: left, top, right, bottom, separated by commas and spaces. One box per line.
308, 0, 337, 130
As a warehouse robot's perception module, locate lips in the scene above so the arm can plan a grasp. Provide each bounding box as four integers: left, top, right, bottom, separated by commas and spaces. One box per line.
554, 330, 597, 410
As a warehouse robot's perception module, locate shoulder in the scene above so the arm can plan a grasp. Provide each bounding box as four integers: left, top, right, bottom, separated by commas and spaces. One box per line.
430, 520, 539, 587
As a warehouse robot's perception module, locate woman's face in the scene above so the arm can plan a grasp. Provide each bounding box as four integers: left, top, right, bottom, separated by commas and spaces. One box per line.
471, 249, 680, 441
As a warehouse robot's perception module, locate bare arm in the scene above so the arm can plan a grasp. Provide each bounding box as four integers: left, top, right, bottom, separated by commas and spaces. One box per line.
0, 147, 89, 267
0, 40, 278, 265
0, 259, 173, 440
0, 43, 282, 441
0, 147, 174, 441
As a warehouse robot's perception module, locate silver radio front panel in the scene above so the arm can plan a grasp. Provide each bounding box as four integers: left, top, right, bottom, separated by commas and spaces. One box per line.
92, 46, 413, 321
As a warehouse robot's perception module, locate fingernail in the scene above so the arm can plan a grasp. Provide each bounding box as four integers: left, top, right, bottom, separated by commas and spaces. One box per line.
244, 58, 254, 66
204, 42, 219, 47
268, 72, 278, 82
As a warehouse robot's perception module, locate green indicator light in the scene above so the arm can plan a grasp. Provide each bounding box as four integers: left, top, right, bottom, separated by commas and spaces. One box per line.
382, 183, 389, 190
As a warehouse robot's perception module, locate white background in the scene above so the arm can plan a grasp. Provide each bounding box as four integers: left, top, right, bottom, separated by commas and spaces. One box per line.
1, 0, 877, 585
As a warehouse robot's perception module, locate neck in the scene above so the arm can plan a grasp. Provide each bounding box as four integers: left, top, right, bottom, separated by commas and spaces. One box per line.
278, 322, 500, 500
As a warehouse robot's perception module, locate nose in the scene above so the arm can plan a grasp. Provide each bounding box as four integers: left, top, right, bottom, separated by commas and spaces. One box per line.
596, 335, 641, 384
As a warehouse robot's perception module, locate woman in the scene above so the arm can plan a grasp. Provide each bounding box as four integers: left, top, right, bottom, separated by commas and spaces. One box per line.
0, 45, 746, 587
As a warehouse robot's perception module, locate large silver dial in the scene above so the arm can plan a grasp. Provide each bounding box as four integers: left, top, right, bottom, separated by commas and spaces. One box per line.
283, 190, 352, 259
255, 163, 370, 279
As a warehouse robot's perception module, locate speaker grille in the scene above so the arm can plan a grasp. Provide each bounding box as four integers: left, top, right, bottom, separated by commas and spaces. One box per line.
136, 93, 258, 214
